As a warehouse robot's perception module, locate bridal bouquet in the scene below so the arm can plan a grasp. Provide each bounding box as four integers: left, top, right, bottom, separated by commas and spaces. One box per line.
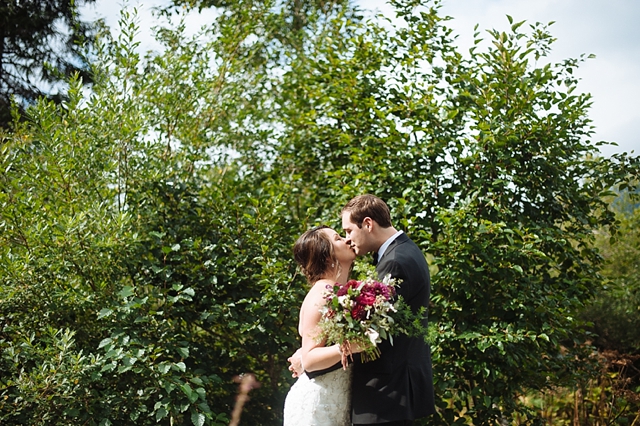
317, 274, 425, 363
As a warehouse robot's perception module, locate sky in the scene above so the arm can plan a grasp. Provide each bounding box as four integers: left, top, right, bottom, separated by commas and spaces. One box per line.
81, 0, 640, 158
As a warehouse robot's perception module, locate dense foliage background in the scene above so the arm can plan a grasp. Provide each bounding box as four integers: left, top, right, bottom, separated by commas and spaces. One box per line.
1, 0, 638, 424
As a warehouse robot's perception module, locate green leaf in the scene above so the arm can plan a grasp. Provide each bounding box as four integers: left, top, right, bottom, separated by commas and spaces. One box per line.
118, 286, 135, 298
191, 412, 205, 426
156, 407, 168, 421
182, 383, 198, 403
97, 308, 113, 319
98, 337, 112, 349
190, 377, 204, 386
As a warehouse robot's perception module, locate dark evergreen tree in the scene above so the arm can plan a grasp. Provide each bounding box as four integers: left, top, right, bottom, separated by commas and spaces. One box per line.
0, 0, 97, 127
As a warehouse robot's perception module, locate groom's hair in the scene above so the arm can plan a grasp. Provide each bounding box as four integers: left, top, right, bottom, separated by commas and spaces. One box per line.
293, 225, 336, 284
342, 195, 392, 228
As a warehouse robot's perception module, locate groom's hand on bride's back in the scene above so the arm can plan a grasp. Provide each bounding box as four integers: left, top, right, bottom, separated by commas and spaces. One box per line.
287, 348, 303, 378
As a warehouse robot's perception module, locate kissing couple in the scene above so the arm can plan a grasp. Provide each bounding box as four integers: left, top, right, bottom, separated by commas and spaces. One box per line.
283, 195, 435, 425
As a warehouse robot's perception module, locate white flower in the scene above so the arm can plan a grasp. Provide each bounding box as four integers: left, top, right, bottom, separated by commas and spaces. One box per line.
337, 295, 350, 308
381, 274, 393, 285
366, 328, 380, 346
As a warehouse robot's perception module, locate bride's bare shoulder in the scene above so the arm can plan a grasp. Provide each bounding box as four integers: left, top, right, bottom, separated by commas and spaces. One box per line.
301, 279, 332, 307
298, 279, 334, 335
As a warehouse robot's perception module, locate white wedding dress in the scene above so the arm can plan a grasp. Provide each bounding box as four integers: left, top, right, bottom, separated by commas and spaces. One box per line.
283, 364, 352, 425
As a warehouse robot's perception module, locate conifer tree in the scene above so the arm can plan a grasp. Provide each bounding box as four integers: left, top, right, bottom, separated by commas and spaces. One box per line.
0, 0, 97, 127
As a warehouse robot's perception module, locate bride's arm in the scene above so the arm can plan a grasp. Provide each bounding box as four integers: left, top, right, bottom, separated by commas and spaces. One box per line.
298, 287, 342, 372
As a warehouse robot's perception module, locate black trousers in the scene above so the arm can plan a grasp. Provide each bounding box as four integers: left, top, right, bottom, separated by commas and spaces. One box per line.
353, 421, 414, 426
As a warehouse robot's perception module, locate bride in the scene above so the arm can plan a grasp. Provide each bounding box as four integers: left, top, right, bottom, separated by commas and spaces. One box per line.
283, 225, 360, 425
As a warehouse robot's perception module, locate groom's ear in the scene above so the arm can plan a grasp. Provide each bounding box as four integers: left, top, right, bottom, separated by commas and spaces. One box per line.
362, 217, 374, 231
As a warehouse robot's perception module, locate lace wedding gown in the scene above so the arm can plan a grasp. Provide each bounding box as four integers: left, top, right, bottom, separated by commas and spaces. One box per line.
283, 364, 352, 425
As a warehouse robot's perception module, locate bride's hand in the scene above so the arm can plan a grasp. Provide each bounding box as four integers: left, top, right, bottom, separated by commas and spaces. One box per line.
345, 341, 364, 354
287, 348, 303, 378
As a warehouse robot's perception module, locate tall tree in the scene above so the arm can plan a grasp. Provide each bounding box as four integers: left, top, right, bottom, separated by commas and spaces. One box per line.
0, 0, 97, 127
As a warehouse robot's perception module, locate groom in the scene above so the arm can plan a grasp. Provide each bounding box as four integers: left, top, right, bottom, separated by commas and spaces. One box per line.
341, 194, 434, 425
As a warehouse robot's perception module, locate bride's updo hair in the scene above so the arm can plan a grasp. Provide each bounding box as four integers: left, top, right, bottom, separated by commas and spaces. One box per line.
293, 225, 337, 284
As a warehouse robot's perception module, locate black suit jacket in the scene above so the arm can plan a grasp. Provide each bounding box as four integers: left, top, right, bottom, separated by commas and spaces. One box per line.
351, 233, 435, 423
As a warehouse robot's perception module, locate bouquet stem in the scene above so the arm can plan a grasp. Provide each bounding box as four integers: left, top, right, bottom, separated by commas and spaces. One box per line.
360, 346, 381, 363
